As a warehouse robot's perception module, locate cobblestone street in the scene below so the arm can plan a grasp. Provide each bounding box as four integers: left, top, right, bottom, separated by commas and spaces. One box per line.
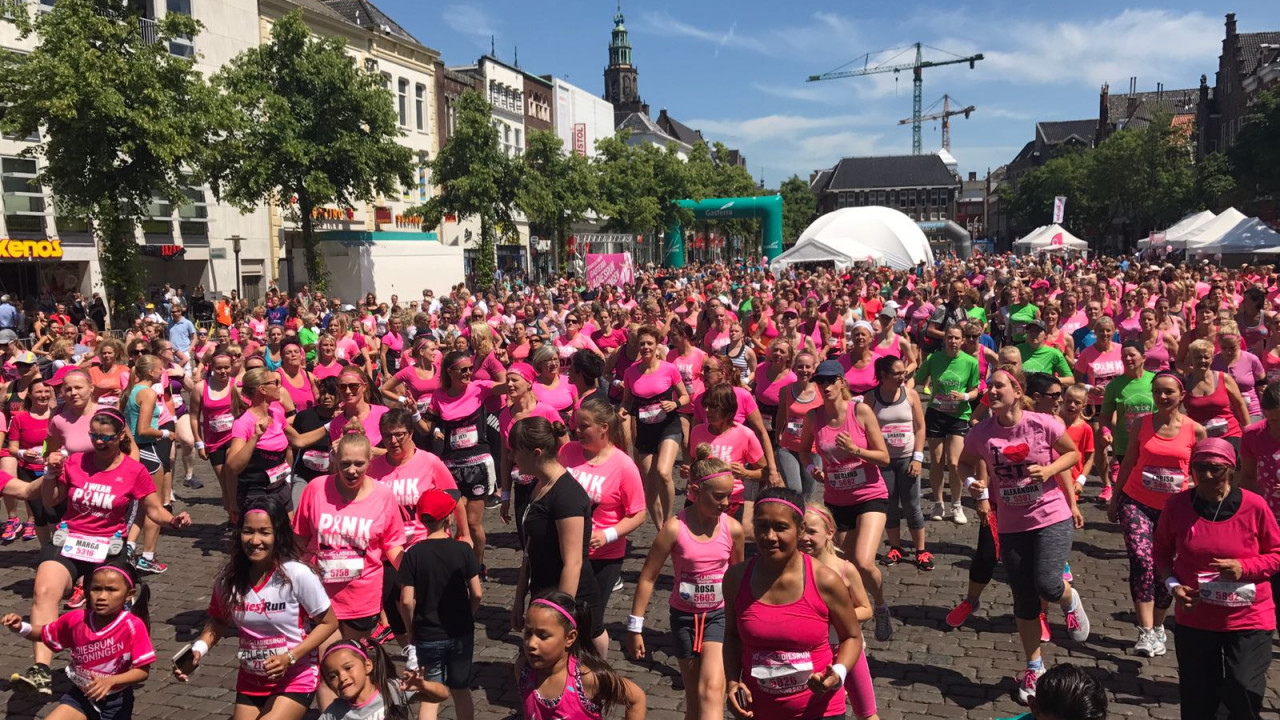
1, 468, 1278, 719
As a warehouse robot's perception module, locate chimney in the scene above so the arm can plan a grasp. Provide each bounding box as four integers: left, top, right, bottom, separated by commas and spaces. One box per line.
1226, 13, 1236, 39
1099, 82, 1110, 138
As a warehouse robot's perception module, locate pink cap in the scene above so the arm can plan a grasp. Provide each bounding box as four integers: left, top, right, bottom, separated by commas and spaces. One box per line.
1191, 437, 1236, 466
47, 365, 76, 386
507, 362, 537, 385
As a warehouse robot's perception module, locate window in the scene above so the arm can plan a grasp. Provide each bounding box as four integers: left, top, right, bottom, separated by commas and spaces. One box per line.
176, 182, 208, 240
514, 128, 521, 147
908, 190, 916, 207
2, 157, 46, 236
397, 78, 408, 126
166, 0, 193, 57
888, 190, 896, 206
414, 84, 425, 131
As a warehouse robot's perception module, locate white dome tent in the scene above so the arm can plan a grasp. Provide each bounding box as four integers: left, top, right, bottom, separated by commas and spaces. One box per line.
770, 207, 934, 273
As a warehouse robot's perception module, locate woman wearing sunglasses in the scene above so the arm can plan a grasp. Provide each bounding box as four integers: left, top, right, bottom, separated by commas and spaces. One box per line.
327, 367, 388, 452
226, 368, 295, 516
1156, 437, 1280, 720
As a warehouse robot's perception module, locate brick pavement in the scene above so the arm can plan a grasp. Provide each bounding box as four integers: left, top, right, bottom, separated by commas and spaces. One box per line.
1, 466, 1278, 719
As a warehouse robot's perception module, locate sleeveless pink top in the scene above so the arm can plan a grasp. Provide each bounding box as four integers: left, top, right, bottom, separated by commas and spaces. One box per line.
1184, 371, 1242, 439
813, 401, 887, 506
278, 367, 315, 411
520, 654, 602, 720
1143, 332, 1171, 372
201, 381, 235, 450
669, 511, 733, 613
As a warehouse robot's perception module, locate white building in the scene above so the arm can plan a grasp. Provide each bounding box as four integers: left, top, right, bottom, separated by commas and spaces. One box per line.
552, 77, 615, 159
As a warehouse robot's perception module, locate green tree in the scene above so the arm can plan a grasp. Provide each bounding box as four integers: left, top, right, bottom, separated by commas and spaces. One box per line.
1000, 149, 1098, 237
517, 130, 597, 274
779, 175, 816, 247
411, 89, 519, 292
1193, 151, 1237, 210
1088, 119, 1194, 243
1229, 87, 1280, 200
0, 0, 220, 323
595, 133, 660, 234
204, 11, 413, 292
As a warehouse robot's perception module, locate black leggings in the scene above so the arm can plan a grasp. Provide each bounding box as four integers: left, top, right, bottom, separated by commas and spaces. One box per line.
970, 515, 998, 585
1175, 625, 1271, 720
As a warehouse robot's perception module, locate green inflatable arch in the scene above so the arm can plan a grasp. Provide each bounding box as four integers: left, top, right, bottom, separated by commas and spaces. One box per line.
665, 195, 783, 268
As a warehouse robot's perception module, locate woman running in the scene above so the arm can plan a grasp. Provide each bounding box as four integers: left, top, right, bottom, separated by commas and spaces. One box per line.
627, 447, 743, 720
122, 354, 171, 574
531, 345, 578, 425
1212, 321, 1265, 425
667, 323, 707, 451
192, 349, 238, 522
152, 338, 198, 492
1107, 370, 1205, 658
381, 335, 440, 419
915, 325, 980, 524
723, 487, 863, 720
958, 368, 1089, 705
8, 379, 55, 545
286, 376, 339, 508
837, 321, 878, 399
175, 497, 340, 720
1184, 338, 1250, 454
560, 396, 645, 656
497, 362, 564, 538
226, 367, 294, 517
88, 339, 129, 410
694, 355, 782, 490
622, 325, 690, 529
867, 355, 928, 569
752, 341, 797, 448
775, 351, 822, 497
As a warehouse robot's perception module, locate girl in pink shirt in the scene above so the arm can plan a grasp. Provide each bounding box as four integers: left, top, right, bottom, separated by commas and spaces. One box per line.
689, 385, 764, 525
622, 326, 690, 529
381, 336, 441, 418
226, 368, 294, 514
328, 368, 389, 449
666, 324, 707, 435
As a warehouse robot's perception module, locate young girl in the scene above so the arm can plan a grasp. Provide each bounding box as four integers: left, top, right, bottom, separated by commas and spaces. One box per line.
4, 564, 153, 719
800, 504, 879, 720
1060, 384, 1095, 497
316, 637, 446, 720
517, 590, 646, 720
627, 446, 744, 720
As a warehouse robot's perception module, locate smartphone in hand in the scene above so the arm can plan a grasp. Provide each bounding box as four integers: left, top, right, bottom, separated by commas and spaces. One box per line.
172, 644, 198, 677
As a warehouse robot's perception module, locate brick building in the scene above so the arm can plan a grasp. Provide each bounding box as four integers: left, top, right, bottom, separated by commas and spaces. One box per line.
1196, 12, 1280, 159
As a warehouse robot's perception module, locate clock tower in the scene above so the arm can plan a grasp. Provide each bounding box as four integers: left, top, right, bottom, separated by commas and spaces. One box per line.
603, 3, 648, 125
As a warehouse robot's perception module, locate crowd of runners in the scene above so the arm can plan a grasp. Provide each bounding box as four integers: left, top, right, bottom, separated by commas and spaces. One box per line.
0, 252, 1278, 720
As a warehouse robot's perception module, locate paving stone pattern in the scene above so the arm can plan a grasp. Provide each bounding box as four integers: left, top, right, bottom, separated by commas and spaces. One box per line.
1, 468, 1278, 719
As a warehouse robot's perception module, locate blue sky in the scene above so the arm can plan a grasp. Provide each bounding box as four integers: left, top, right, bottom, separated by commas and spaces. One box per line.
379, 1, 1276, 186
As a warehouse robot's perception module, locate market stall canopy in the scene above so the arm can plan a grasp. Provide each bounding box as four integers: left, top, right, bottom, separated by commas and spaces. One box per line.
1145, 209, 1216, 247
771, 207, 934, 273
1014, 225, 1049, 245
1013, 224, 1088, 252
1172, 207, 1247, 249
1187, 217, 1280, 255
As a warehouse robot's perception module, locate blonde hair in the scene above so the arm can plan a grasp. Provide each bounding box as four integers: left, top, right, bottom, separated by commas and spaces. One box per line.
1217, 320, 1240, 337
241, 367, 274, 401
1188, 338, 1215, 357
803, 504, 843, 557
468, 322, 495, 357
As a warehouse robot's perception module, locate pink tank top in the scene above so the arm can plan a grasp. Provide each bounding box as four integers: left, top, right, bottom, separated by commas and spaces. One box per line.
669, 511, 733, 613
1184, 371, 1242, 438
201, 381, 235, 450
814, 401, 887, 506
313, 360, 344, 381
1124, 414, 1195, 511
872, 334, 901, 360
735, 554, 843, 720
1143, 332, 1171, 372
841, 357, 877, 396
278, 368, 315, 411
520, 655, 602, 720
779, 384, 822, 452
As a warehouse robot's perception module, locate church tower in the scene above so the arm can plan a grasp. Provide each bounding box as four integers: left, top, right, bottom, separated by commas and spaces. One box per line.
603, 3, 648, 125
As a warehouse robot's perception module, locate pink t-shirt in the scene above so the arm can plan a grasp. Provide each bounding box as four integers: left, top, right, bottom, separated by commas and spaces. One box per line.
667, 347, 707, 416
312, 361, 345, 381
624, 361, 683, 400
1242, 420, 1280, 522
394, 366, 440, 414
232, 403, 289, 453
693, 385, 760, 425
42, 609, 155, 694
559, 442, 645, 560
368, 449, 458, 545
964, 411, 1073, 534
49, 409, 96, 455
328, 404, 390, 447
335, 337, 360, 363
9, 411, 50, 471
292, 479, 404, 620
689, 423, 764, 504
60, 454, 156, 538
532, 378, 578, 417
1074, 344, 1123, 404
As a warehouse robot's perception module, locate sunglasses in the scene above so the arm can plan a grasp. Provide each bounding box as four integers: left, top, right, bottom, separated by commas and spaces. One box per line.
453, 366, 474, 374
89, 432, 119, 444
965, 334, 980, 339
1191, 462, 1230, 477
814, 376, 840, 386
1038, 391, 1063, 399
338, 382, 363, 392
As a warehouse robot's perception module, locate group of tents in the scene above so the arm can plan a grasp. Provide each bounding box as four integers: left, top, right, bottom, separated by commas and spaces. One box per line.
1136, 207, 1280, 257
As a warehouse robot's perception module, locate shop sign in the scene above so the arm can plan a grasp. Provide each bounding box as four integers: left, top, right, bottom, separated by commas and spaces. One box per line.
573, 123, 587, 157
375, 206, 393, 224
210, 248, 227, 259
395, 214, 422, 228
139, 244, 186, 260
0, 238, 62, 260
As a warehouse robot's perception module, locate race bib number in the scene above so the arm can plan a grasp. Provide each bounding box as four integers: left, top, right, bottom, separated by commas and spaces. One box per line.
1205, 419, 1228, 437
1140, 466, 1185, 494
210, 412, 234, 432
317, 548, 364, 583
416, 399, 431, 416
266, 463, 292, 488
1198, 572, 1257, 608
750, 650, 814, 695
60, 533, 111, 563
881, 422, 913, 449
451, 425, 479, 449
932, 393, 961, 413
65, 665, 107, 692
999, 477, 1044, 506
301, 450, 330, 472
677, 572, 724, 611
98, 395, 119, 409
827, 464, 867, 491
237, 634, 288, 677
786, 418, 805, 438
638, 402, 667, 425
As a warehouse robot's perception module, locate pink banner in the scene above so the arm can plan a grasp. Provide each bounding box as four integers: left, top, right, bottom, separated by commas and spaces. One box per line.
586, 253, 634, 289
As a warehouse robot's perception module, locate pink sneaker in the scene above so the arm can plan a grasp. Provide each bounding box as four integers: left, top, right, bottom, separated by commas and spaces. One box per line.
946, 598, 977, 628
1039, 613, 1051, 642
21, 521, 36, 541
0, 516, 20, 543
1098, 485, 1113, 503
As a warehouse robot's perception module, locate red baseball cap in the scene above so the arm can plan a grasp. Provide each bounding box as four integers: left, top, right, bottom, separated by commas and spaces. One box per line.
416, 489, 457, 521
47, 365, 77, 386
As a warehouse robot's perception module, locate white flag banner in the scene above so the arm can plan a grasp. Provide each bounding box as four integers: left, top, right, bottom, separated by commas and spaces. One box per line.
1053, 196, 1067, 224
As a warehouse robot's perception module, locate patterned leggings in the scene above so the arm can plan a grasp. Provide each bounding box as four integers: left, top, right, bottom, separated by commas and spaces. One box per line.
1118, 494, 1172, 609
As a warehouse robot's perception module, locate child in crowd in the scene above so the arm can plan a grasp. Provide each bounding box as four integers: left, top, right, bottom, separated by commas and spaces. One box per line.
518, 590, 646, 720
1001, 663, 1107, 720
4, 564, 153, 720
399, 489, 481, 720
317, 638, 446, 720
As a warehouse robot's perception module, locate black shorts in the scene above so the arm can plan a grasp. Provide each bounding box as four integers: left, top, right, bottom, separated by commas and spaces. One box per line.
634, 416, 682, 455
825, 498, 890, 532
925, 407, 970, 439
157, 421, 175, 473
415, 635, 474, 690
61, 685, 134, 720
137, 443, 163, 475
207, 444, 228, 467
670, 607, 726, 658
340, 612, 381, 634
17, 467, 63, 526
39, 544, 130, 588
234, 691, 314, 710
591, 557, 624, 610
450, 458, 496, 500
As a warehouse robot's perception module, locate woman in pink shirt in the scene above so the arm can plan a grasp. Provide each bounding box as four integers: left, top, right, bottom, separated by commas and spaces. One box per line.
1184, 338, 1250, 447
958, 368, 1089, 705
689, 385, 765, 528
1073, 316, 1121, 410
836, 322, 877, 398
775, 351, 822, 498
379, 315, 405, 376
292, 430, 404, 706
1241, 384, 1280, 633
623, 325, 690, 530
591, 305, 627, 353
277, 339, 316, 412
1155, 437, 1280, 720
380, 335, 440, 422
560, 396, 645, 656
328, 367, 389, 451
1213, 321, 1265, 423
553, 310, 603, 376
311, 335, 345, 381
751, 341, 797, 442
531, 344, 578, 424
225, 368, 294, 514
667, 323, 707, 447
1137, 308, 1176, 372
8, 380, 54, 544
192, 350, 237, 521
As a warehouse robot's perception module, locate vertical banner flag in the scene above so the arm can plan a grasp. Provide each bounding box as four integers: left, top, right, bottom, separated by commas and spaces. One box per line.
573, 124, 587, 157
1053, 196, 1067, 224
586, 253, 635, 289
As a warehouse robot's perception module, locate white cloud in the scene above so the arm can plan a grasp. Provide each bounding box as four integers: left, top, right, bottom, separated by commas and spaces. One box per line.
637, 11, 862, 64
442, 5, 499, 40
637, 11, 768, 54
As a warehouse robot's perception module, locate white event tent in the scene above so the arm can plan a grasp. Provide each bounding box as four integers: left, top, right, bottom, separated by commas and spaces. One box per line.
1172, 207, 1247, 249
1140, 209, 1216, 248
1013, 224, 1089, 252
770, 207, 934, 272
1187, 216, 1280, 255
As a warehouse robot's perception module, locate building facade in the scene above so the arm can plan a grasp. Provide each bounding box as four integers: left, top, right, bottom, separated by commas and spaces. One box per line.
1196, 12, 1280, 159
551, 77, 614, 159
522, 72, 553, 135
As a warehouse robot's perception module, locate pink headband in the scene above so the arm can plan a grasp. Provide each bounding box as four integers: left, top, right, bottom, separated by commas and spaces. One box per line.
92, 565, 133, 588
93, 408, 126, 425
321, 642, 369, 664
508, 362, 537, 385
531, 599, 577, 628
997, 370, 1022, 394
1157, 371, 1185, 392
756, 497, 805, 517
243, 508, 270, 518
449, 355, 473, 370
695, 470, 734, 484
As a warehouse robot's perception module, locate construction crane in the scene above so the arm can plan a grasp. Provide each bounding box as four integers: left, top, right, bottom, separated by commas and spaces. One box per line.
808, 43, 983, 155
899, 95, 975, 151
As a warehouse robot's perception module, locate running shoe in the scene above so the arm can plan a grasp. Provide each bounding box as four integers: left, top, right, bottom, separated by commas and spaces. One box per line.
1098, 485, 1113, 503
946, 598, 977, 628
951, 502, 967, 525
1063, 588, 1090, 642
612, 576, 624, 593
1, 516, 20, 542
880, 547, 904, 566
403, 644, 419, 672
65, 583, 86, 610
1038, 613, 1051, 642
479, 564, 489, 582
1133, 627, 1160, 657
915, 550, 935, 571
1062, 562, 1073, 583
183, 474, 203, 490
370, 623, 395, 646
134, 556, 168, 575
1155, 625, 1167, 653
1016, 666, 1045, 705
21, 520, 36, 541
872, 604, 893, 642
10, 664, 52, 696
928, 501, 945, 521
484, 494, 501, 509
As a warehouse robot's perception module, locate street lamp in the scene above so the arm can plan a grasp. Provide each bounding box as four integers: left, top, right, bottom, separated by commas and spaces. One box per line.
229, 235, 243, 298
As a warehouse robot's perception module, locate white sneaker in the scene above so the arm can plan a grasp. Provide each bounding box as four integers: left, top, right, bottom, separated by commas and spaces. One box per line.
1151, 626, 1167, 656
1133, 627, 1158, 657
1016, 666, 1045, 705
1063, 588, 1091, 642
951, 502, 967, 525
929, 501, 945, 521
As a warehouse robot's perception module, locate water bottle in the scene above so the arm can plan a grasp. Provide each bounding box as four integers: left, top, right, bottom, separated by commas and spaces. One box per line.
108, 532, 124, 557
52, 522, 68, 548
